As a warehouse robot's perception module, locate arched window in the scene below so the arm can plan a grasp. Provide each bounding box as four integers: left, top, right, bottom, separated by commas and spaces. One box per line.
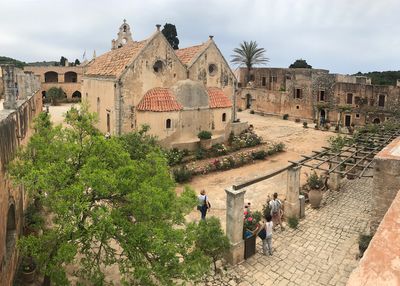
72, 91, 81, 99
44, 71, 58, 83
6, 204, 16, 260
222, 113, 226, 122
208, 64, 217, 76
64, 71, 78, 83
166, 119, 171, 129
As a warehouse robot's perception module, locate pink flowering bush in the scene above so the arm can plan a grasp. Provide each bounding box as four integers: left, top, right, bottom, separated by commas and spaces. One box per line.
243, 210, 262, 232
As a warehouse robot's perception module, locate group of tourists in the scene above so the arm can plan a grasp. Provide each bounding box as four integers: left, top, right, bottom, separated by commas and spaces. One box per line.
196, 190, 285, 257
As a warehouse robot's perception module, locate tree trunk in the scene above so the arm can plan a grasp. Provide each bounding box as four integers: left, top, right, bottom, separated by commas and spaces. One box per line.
246, 67, 251, 86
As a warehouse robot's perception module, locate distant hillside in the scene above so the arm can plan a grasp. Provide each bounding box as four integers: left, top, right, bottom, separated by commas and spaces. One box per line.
355, 71, 400, 86
27, 61, 58, 67
0, 56, 26, 68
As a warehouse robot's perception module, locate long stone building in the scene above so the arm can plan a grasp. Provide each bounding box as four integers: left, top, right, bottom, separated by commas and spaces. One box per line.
24, 65, 83, 101
237, 67, 400, 127
83, 21, 243, 150
0, 65, 42, 286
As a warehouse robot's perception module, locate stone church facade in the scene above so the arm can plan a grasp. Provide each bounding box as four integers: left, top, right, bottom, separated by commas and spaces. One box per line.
83, 21, 239, 150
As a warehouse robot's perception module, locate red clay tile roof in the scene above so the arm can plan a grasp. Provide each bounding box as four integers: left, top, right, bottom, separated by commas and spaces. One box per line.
175, 43, 207, 65
85, 40, 147, 77
137, 87, 183, 112
207, 87, 232, 109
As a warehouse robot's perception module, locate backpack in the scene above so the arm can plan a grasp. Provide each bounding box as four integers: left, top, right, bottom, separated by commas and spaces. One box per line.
271, 199, 281, 214
258, 228, 266, 240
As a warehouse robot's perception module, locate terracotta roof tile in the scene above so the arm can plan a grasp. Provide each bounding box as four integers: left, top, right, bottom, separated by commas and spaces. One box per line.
207, 87, 232, 109
175, 43, 207, 65
137, 87, 183, 112
85, 40, 147, 77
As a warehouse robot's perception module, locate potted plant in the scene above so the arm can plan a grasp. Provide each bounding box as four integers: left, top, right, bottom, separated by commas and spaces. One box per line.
197, 130, 213, 149
21, 256, 37, 283
306, 171, 324, 208
23, 203, 44, 236
243, 209, 262, 259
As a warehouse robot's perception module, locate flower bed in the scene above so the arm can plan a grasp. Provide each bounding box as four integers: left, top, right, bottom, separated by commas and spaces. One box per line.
172, 142, 285, 181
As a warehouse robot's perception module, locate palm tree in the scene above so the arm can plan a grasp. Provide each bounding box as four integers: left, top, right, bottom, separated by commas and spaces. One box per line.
231, 41, 269, 85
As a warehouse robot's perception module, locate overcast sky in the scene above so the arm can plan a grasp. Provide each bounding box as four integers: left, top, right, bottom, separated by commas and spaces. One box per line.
1, 0, 399, 74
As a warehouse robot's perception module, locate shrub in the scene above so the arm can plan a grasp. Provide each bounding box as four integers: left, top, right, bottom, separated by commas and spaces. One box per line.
228, 131, 235, 145
306, 171, 324, 190
173, 166, 193, 183
358, 234, 373, 258
244, 133, 262, 147
211, 143, 228, 156
295, 118, 300, 123
46, 87, 65, 106
287, 216, 299, 229
250, 110, 255, 114
238, 108, 243, 112
272, 142, 285, 152
262, 200, 271, 218
165, 148, 185, 166
198, 130, 212, 140
251, 150, 267, 160
283, 114, 289, 120
303, 121, 308, 128
195, 148, 207, 160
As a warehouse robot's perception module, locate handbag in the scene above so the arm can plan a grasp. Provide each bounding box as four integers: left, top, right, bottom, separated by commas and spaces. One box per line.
258, 228, 266, 240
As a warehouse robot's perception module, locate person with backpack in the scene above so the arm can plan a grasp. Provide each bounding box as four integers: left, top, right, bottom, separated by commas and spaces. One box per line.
257, 214, 273, 256
197, 190, 211, 220
269, 192, 284, 230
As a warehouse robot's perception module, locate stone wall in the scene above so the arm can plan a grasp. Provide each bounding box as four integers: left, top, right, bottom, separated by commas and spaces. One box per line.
371, 137, 400, 233
0, 65, 42, 286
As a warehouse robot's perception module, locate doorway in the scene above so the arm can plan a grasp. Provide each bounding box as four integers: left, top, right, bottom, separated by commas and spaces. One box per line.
245, 94, 252, 109
345, 115, 351, 127
373, 118, 381, 124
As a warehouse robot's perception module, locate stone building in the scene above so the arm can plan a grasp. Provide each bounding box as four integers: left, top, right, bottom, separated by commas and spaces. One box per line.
83, 21, 241, 150
237, 67, 400, 127
24, 65, 83, 101
0, 65, 42, 286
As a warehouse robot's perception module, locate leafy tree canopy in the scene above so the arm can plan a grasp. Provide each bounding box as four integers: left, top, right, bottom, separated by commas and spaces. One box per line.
354, 70, 400, 86
46, 87, 65, 105
289, 59, 312, 69
162, 23, 179, 50
0, 56, 26, 68
60, 56, 68, 66
9, 105, 213, 285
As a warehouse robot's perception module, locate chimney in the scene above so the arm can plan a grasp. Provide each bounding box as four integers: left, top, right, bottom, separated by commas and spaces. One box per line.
156, 24, 161, 31
209, 35, 214, 40
2, 65, 17, 109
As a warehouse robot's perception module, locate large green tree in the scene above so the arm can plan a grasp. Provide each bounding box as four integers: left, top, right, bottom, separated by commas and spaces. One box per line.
231, 41, 269, 84
289, 59, 312, 69
9, 106, 211, 285
162, 23, 179, 50
46, 87, 65, 105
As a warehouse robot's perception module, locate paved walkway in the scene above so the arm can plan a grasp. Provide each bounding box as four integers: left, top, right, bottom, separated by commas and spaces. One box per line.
199, 177, 372, 286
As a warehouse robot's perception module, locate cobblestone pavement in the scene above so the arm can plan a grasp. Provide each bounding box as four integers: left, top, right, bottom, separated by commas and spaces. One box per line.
198, 177, 372, 286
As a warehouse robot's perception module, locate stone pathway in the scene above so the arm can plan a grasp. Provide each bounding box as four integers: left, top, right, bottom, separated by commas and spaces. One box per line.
197, 177, 372, 286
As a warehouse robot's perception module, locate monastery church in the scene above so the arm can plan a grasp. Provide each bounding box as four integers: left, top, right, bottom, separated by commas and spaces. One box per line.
83, 20, 238, 150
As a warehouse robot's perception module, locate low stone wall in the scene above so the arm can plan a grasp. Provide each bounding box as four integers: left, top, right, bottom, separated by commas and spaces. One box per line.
347, 190, 400, 286
0, 66, 42, 286
371, 137, 400, 232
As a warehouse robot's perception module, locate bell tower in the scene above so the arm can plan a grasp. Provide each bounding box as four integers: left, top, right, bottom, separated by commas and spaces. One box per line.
111, 19, 133, 50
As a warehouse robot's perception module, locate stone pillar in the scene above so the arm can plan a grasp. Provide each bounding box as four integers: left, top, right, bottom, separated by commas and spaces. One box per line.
225, 186, 246, 265
16, 73, 27, 100
285, 166, 301, 218
371, 137, 400, 233
2, 65, 17, 109
328, 163, 341, 191
25, 72, 33, 97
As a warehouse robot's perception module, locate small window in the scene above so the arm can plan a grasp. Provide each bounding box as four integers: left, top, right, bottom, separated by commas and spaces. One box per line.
294, 88, 302, 99
346, 93, 353, 104
269, 75, 277, 83
319, 90, 325, 101
249, 74, 255, 81
296, 105, 299, 109
107, 113, 110, 133
208, 64, 217, 76
355, 113, 360, 118
262, 77, 266, 86
123, 25, 127, 32
153, 60, 164, 73
222, 113, 226, 122
378, 94, 385, 107
286, 75, 291, 80
166, 119, 171, 129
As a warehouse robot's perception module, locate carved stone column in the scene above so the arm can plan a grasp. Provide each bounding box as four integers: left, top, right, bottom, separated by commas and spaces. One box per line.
285, 166, 301, 218
225, 186, 246, 265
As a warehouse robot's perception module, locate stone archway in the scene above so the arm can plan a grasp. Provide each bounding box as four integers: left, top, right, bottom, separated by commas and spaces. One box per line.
44, 71, 58, 83
373, 118, 381, 124
72, 90, 81, 100
64, 71, 78, 83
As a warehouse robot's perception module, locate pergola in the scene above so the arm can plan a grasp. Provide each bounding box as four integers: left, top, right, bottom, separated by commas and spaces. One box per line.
289, 127, 400, 178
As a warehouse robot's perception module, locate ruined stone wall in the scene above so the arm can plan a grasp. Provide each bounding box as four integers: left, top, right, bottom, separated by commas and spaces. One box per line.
0, 86, 42, 285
